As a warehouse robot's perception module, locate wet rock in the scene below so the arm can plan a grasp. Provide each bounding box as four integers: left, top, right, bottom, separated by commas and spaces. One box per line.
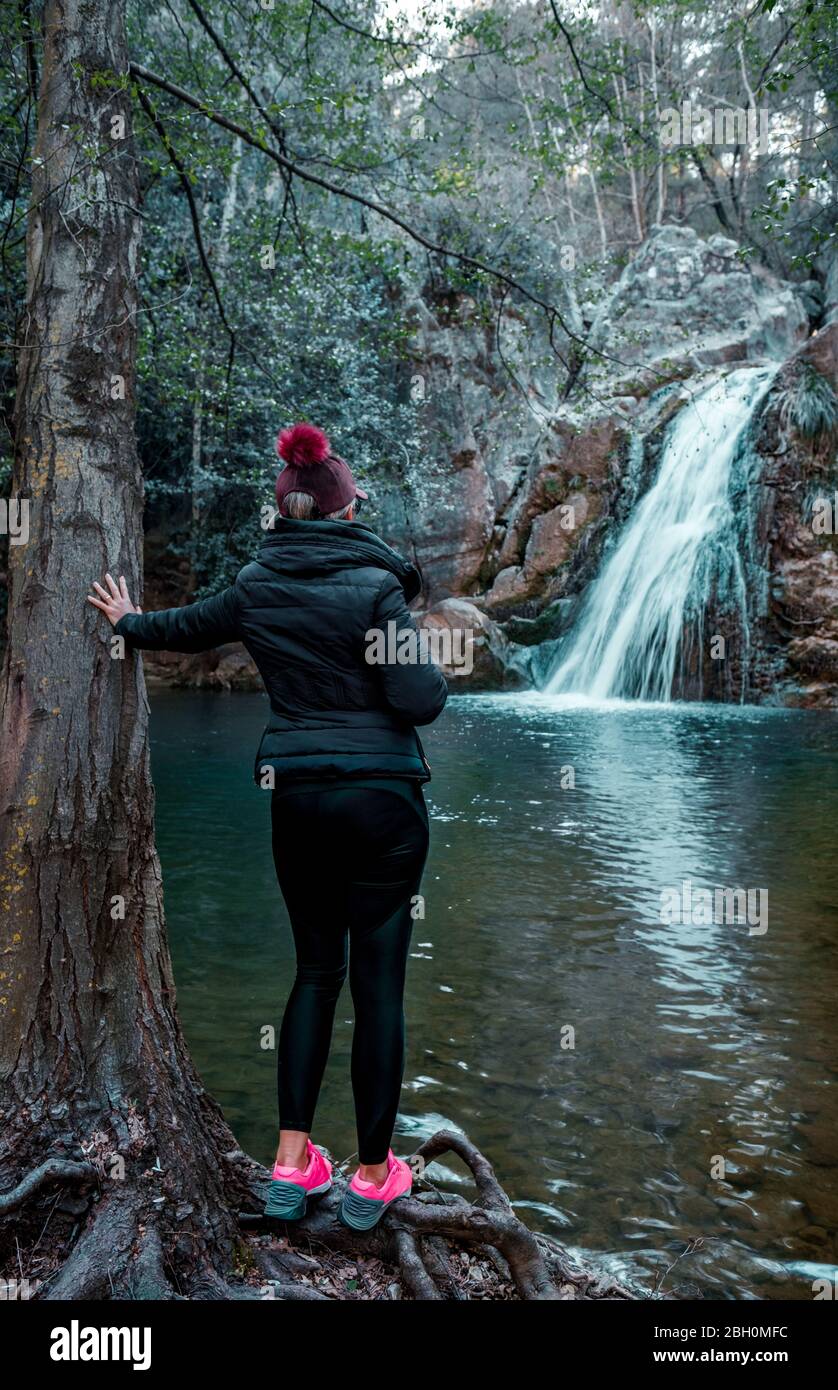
526, 493, 597, 575
787, 635, 838, 683
485, 491, 602, 613
801, 1189, 838, 1230
798, 1225, 830, 1247
799, 318, 838, 379
795, 1124, 838, 1168
482, 565, 531, 609
752, 326, 838, 707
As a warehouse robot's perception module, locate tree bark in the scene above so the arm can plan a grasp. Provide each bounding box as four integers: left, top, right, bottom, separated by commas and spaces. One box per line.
648, 15, 666, 225
0, 0, 253, 1298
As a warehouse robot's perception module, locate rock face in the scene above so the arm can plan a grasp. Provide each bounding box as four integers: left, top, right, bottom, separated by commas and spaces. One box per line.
140, 644, 262, 692
383, 289, 635, 617
375, 224, 821, 700
749, 321, 838, 707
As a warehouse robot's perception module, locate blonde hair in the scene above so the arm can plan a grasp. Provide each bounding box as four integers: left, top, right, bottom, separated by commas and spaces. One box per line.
282, 491, 354, 521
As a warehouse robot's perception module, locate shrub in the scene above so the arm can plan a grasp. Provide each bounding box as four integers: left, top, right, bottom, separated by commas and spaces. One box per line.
776, 362, 838, 443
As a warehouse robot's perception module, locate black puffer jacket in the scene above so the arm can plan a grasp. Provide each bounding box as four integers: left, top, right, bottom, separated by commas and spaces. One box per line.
114, 517, 448, 785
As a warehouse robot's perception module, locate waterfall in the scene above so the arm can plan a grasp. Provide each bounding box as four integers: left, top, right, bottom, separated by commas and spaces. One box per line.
544, 366, 778, 702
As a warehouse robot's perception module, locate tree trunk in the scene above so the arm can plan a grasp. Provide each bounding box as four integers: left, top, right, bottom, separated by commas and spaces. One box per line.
613, 67, 645, 245
0, 0, 254, 1299
648, 15, 666, 225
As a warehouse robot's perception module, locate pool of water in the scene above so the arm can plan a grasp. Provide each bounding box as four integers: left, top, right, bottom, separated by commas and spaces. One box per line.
149, 687, 838, 1299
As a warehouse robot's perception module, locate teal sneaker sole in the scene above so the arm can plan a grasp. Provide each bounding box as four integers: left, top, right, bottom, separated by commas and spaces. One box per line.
264, 1176, 331, 1221
338, 1184, 410, 1232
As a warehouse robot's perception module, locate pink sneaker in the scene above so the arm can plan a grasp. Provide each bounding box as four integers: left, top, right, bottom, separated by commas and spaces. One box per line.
338, 1149, 413, 1231
264, 1138, 333, 1220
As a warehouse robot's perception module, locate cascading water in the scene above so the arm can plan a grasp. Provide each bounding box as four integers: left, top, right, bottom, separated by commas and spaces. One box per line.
544, 365, 778, 701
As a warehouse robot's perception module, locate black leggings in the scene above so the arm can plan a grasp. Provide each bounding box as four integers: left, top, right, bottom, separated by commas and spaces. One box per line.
270, 783, 430, 1164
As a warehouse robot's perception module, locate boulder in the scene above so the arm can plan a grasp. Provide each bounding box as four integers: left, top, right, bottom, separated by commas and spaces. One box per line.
416, 598, 527, 690
524, 492, 596, 576
141, 643, 261, 692
588, 224, 807, 383
484, 490, 599, 609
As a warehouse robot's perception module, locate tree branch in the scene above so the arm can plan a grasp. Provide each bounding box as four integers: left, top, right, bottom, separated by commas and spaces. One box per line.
689, 147, 737, 237
135, 85, 235, 344
127, 61, 589, 356
185, 0, 294, 192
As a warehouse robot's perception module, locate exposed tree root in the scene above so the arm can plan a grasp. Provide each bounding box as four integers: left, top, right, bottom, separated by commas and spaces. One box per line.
0, 1159, 96, 1216
391, 1227, 444, 1299
239, 1129, 642, 1302
3, 1128, 645, 1301
129, 1229, 183, 1301
41, 1190, 146, 1301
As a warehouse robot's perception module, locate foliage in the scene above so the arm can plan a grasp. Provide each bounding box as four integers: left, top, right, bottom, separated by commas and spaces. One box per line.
776, 362, 838, 443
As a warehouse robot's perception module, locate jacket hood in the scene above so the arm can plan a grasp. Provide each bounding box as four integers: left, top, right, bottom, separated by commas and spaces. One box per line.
255, 516, 423, 603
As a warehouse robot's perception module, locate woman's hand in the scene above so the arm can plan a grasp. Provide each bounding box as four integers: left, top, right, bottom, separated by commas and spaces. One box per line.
87, 573, 142, 628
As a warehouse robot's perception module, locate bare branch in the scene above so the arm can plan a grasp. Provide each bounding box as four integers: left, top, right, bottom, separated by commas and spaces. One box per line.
135, 85, 235, 344
126, 62, 587, 354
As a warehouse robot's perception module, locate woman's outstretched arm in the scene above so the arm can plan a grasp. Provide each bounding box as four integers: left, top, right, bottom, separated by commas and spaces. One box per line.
87, 572, 241, 652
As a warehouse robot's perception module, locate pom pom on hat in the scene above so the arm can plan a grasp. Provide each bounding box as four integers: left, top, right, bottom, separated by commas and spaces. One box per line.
274, 420, 368, 515
277, 423, 331, 467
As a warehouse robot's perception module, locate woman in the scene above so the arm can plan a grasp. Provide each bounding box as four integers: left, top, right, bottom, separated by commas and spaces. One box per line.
87, 423, 448, 1231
